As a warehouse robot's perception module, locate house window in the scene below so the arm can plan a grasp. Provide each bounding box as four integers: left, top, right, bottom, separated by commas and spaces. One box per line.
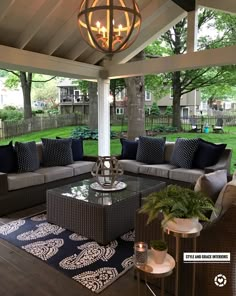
145, 91, 151, 101
116, 107, 124, 115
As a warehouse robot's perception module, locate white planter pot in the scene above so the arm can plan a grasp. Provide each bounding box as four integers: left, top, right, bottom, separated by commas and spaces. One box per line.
166, 217, 199, 232
151, 247, 167, 264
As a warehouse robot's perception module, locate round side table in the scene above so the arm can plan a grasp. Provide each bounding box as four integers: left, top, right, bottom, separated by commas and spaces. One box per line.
135, 249, 175, 296
163, 223, 203, 296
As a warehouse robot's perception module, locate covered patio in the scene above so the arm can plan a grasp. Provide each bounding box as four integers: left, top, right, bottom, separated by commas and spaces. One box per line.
0, 1, 236, 296
0, 0, 235, 156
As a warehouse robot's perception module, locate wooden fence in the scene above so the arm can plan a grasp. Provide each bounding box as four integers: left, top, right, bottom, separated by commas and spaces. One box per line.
0, 114, 235, 139
0, 113, 88, 139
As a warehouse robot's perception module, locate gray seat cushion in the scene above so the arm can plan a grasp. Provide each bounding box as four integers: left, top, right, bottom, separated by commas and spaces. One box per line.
35, 166, 73, 183
8, 172, 44, 191
169, 168, 204, 183
67, 161, 95, 176
139, 164, 176, 178
119, 159, 144, 174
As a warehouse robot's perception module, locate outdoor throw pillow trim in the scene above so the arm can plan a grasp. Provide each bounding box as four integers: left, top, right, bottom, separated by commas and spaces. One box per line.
41, 138, 73, 166
193, 138, 226, 169
0, 141, 17, 173
15, 141, 40, 172
120, 138, 138, 160
56, 137, 84, 161
136, 136, 166, 164
170, 138, 200, 169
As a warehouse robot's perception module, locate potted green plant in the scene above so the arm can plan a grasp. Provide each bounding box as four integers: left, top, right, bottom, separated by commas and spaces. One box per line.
140, 185, 216, 232
150, 240, 168, 264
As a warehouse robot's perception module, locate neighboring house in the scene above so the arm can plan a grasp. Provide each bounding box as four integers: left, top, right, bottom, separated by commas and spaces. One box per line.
0, 78, 23, 108
58, 79, 89, 115
58, 79, 201, 118
157, 90, 201, 117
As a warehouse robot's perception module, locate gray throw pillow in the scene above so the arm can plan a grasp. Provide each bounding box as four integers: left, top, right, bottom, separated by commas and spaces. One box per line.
170, 138, 200, 169
136, 136, 166, 164
15, 141, 40, 172
41, 138, 73, 166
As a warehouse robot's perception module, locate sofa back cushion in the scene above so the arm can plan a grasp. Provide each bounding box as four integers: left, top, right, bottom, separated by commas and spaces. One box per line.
15, 141, 40, 172
194, 169, 227, 203
0, 141, 17, 173
164, 142, 175, 163
170, 138, 199, 169
41, 138, 73, 166
193, 139, 226, 169
136, 136, 166, 164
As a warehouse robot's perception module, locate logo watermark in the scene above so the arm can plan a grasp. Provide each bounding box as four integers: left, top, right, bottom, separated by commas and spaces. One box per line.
214, 274, 227, 287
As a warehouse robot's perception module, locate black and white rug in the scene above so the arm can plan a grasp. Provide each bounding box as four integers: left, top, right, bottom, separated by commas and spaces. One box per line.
0, 213, 134, 293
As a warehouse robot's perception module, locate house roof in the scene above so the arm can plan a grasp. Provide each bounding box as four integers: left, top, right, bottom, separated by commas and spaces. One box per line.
0, 0, 235, 80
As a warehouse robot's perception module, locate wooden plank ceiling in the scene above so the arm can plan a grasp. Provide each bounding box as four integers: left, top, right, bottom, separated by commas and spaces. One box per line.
0, 0, 235, 79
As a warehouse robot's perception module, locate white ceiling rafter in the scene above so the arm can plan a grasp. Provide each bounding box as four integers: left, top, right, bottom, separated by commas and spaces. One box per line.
41, 11, 79, 55
16, 0, 63, 49
0, 0, 16, 23
106, 45, 236, 78
65, 40, 89, 61
0, 45, 103, 80
198, 0, 236, 15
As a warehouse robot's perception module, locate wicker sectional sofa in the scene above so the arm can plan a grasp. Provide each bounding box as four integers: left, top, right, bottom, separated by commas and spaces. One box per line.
0, 142, 96, 216
119, 140, 232, 186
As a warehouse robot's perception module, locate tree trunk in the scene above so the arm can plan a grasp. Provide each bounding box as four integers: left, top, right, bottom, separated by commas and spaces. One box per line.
172, 71, 182, 130
125, 51, 146, 140
20, 72, 32, 119
88, 81, 98, 129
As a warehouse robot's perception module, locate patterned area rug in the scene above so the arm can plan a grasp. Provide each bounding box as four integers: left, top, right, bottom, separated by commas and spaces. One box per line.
0, 213, 134, 293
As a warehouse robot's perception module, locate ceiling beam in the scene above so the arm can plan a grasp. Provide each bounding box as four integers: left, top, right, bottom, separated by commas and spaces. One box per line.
0, 0, 16, 23
106, 45, 236, 78
0, 45, 103, 79
172, 0, 196, 12
16, 0, 63, 49
109, 0, 186, 65
198, 0, 236, 14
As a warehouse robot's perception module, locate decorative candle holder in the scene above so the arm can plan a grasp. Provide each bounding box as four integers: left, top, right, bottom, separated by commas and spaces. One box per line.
91, 156, 123, 189
134, 242, 148, 267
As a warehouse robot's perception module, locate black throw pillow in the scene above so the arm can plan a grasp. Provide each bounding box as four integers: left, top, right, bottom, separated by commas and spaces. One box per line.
136, 136, 166, 164
15, 141, 40, 172
42, 138, 73, 166
170, 138, 200, 169
120, 138, 138, 160
57, 137, 83, 161
0, 141, 17, 173
193, 139, 226, 169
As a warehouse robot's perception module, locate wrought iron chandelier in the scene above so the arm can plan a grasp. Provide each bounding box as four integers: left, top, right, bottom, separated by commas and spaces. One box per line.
77, 0, 142, 55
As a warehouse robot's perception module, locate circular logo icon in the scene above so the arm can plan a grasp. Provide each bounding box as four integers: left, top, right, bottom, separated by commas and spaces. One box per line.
214, 274, 227, 287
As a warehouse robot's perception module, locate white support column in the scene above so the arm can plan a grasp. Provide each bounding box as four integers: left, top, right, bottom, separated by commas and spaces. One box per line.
187, 10, 198, 52
98, 78, 110, 156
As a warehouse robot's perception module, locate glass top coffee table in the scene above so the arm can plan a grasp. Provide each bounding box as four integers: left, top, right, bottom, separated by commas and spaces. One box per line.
47, 175, 165, 245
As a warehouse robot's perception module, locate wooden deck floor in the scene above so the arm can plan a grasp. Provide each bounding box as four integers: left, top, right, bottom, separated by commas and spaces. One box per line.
0, 204, 158, 296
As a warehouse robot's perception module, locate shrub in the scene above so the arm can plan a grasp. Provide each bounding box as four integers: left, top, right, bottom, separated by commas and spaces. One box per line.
71, 126, 117, 140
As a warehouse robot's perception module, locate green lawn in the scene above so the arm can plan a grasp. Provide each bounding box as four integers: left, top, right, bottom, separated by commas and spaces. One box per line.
0, 125, 235, 173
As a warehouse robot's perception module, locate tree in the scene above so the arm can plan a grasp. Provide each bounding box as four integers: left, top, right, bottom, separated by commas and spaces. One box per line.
2, 70, 55, 119
145, 9, 236, 130
150, 102, 160, 116
125, 51, 146, 140
110, 78, 126, 116
32, 78, 58, 109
